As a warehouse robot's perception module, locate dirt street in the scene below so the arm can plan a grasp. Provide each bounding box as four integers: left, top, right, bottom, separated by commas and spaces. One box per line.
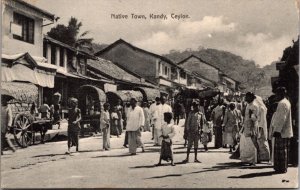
1, 120, 298, 188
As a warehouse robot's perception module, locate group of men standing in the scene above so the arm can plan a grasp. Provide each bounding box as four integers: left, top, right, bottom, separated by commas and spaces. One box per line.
210, 87, 293, 173
149, 96, 172, 146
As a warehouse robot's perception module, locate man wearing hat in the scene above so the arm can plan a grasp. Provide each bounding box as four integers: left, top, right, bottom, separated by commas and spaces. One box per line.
269, 87, 293, 173
126, 97, 145, 155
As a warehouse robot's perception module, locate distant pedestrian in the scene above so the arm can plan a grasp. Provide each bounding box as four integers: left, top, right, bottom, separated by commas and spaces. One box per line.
156, 112, 176, 166
111, 106, 120, 137
173, 101, 181, 125
39, 98, 50, 119
126, 97, 145, 155
211, 99, 225, 149
123, 103, 130, 148
222, 103, 239, 152
1, 96, 16, 155
115, 99, 124, 134
101, 103, 111, 150
150, 97, 162, 146
269, 87, 293, 173
182, 102, 206, 163
142, 102, 151, 132
66, 98, 81, 154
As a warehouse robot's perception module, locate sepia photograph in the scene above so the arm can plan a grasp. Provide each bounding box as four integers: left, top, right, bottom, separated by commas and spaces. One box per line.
1, 0, 299, 189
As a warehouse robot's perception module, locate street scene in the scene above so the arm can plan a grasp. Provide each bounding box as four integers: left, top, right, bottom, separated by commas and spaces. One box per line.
1, 121, 298, 188
1, 0, 299, 189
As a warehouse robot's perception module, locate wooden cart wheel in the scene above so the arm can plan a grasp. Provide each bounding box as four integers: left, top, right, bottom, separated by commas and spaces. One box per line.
13, 113, 33, 148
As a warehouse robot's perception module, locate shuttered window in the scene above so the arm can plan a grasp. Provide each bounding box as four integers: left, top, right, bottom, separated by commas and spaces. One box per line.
12, 12, 35, 44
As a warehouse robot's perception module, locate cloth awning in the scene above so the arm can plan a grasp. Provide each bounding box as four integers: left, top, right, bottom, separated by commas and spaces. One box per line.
106, 90, 143, 103
1, 81, 38, 104
2, 64, 55, 88
2, 53, 56, 88
133, 87, 160, 102
78, 85, 107, 102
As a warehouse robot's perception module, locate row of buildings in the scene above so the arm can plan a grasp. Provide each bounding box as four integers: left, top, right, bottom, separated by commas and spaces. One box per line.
1, 0, 241, 117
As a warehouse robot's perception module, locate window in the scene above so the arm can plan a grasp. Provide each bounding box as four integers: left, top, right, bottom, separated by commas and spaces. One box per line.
180, 70, 186, 79
13, 12, 34, 44
51, 45, 56, 65
59, 48, 64, 67
165, 66, 168, 76
43, 41, 47, 58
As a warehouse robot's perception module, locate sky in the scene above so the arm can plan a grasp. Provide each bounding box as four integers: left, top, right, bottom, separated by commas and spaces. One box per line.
30, 0, 299, 67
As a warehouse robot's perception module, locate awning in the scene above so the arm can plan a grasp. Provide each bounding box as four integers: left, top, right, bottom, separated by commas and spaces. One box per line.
78, 85, 107, 102
2, 64, 55, 88
1, 81, 38, 104
133, 87, 160, 102
106, 90, 143, 103
2, 53, 56, 88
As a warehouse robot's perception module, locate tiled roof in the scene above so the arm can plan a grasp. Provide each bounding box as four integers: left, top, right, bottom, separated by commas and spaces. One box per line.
87, 58, 155, 87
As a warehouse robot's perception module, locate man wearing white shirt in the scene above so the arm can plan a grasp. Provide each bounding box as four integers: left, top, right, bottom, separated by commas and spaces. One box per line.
149, 97, 161, 141
126, 97, 145, 155
152, 96, 172, 146
269, 87, 293, 173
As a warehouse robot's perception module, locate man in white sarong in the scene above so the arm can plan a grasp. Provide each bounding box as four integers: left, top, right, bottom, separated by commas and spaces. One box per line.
240, 92, 259, 166
150, 97, 162, 146
158, 96, 172, 144
126, 97, 145, 155
254, 95, 270, 162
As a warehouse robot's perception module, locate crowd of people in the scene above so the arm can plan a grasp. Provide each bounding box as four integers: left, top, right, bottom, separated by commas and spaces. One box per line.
1, 86, 294, 174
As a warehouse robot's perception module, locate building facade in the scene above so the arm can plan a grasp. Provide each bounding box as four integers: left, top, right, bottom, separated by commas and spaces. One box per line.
95, 39, 194, 97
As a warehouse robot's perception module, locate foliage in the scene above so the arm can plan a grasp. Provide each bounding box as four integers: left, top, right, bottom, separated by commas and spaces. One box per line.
47, 17, 93, 50
163, 48, 276, 92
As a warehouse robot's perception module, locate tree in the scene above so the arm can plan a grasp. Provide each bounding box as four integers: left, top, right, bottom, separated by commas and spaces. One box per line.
47, 17, 93, 50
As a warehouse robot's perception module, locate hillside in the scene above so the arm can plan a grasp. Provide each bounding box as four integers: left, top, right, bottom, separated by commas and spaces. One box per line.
163, 48, 276, 92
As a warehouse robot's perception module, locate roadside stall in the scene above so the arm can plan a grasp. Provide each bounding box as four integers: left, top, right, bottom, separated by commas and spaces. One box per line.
133, 87, 160, 103
77, 85, 107, 136
1, 53, 57, 148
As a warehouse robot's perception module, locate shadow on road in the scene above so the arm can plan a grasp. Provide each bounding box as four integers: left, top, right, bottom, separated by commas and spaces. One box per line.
130, 164, 158, 169
146, 174, 182, 179
32, 153, 68, 157
145, 161, 275, 179
91, 154, 134, 158
174, 150, 230, 154
228, 171, 279, 178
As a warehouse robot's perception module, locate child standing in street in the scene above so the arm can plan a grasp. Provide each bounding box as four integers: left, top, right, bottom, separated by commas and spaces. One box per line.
156, 112, 176, 166
201, 121, 213, 151
183, 102, 206, 163
66, 98, 81, 154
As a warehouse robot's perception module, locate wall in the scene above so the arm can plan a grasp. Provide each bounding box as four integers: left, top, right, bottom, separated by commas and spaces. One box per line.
99, 43, 160, 84
180, 57, 220, 82
2, 4, 44, 57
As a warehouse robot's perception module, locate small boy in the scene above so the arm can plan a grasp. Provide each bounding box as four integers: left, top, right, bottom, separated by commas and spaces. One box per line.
156, 112, 176, 166
183, 102, 206, 163
201, 121, 213, 151
66, 98, 81, 154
